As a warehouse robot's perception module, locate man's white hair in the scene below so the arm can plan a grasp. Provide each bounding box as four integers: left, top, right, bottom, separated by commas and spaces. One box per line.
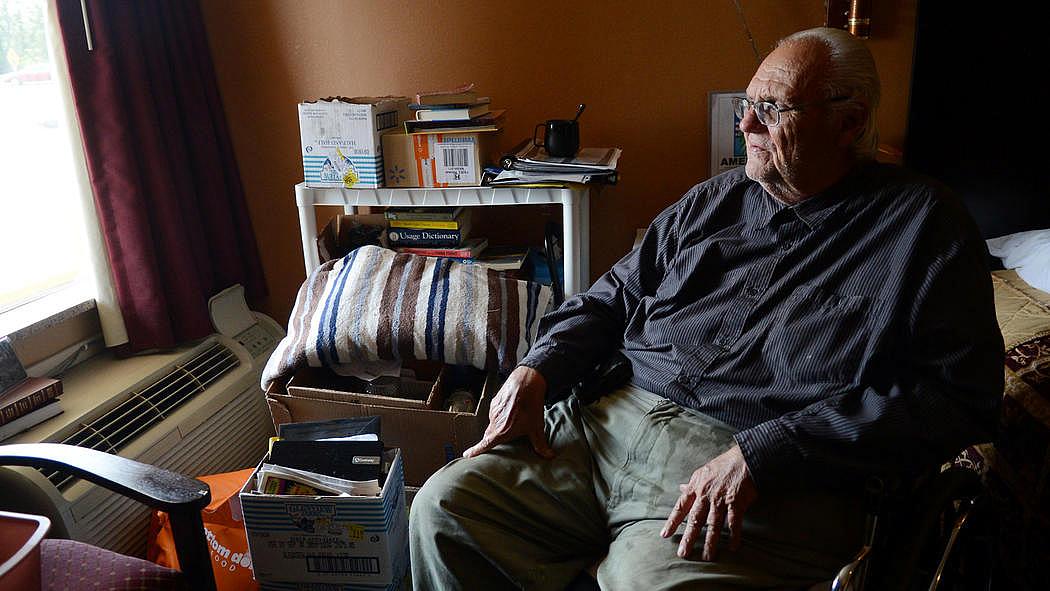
778, 27, 881, 160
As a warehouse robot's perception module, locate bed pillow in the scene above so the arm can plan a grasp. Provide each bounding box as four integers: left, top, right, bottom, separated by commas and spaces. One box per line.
987, 229, 1050, 293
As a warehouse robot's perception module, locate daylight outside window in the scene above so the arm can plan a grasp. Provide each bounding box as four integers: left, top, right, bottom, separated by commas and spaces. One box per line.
0, 0, 92, 320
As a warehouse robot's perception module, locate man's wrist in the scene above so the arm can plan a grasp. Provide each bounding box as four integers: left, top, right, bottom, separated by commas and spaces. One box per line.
518, 346, 576, 398
732, 419, 800, 492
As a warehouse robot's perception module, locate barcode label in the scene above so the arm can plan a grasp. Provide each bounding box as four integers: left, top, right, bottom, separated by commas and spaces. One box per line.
306, 555, 380, 574
434, 138, 476, 184
442, 147, 468, 167
375, 110, 398, 131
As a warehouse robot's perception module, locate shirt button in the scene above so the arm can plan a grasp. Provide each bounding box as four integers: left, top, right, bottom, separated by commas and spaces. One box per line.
781, 242, 793, 252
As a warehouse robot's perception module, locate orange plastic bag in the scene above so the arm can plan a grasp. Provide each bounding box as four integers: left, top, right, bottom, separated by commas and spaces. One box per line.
148, 467, 259, 591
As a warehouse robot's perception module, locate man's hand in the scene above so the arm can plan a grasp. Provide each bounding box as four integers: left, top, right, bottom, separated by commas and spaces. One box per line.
462, 366, 554, 459
660, 445, 757, 561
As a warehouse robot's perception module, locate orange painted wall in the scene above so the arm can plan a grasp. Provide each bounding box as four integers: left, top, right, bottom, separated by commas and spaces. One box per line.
200, 0, 917, 324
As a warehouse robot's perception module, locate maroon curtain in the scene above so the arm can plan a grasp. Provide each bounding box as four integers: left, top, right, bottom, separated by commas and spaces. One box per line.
56, 0, 266, 351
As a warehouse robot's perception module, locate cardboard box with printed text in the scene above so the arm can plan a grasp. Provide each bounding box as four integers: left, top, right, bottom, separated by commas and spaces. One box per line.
299, 96, 411, 189
381, 130, 500, 188
265, 370, 497, 487
239, 449, 409, 589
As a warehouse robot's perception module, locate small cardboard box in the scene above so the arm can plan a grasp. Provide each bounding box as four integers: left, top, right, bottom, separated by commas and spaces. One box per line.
239, 449, 408, 589
266, 372, 497, 487
381, 130, 500, 188
299, 96, 410, 189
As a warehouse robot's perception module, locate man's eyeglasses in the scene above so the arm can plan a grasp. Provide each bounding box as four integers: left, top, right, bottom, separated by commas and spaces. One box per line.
732, 96, 851, 127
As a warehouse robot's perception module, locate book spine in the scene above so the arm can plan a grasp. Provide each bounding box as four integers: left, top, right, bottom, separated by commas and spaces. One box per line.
389, 220, 460, 230
397, 247, 474, 258
384, 211, 456, 221
387, 227, 463, 246
0, 380, 61, 426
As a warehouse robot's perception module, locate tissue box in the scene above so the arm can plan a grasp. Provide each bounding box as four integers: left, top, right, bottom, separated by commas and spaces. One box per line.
299, 97, 410, 189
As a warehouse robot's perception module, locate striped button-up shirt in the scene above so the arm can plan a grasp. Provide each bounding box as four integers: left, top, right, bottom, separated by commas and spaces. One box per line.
520, 162, 1004, 490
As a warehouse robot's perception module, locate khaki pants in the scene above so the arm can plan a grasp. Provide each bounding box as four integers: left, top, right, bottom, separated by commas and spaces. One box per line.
409, 384, 864, 590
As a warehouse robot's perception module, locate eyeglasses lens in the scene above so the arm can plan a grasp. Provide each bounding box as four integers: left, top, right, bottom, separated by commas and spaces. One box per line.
754, 103, 778, 126
733, 99, 779, 127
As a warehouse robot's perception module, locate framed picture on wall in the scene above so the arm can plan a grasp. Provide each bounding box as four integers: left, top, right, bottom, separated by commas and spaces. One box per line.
709, 90, 747, 178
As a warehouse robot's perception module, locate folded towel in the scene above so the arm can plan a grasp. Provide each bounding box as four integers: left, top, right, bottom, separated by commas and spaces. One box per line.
262, 246, 553, 390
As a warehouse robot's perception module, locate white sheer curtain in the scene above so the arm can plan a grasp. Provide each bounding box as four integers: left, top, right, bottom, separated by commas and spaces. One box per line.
46, 0, 128, 347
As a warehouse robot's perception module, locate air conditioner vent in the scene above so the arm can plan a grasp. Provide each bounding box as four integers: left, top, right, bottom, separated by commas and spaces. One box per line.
45, 342, 240, 489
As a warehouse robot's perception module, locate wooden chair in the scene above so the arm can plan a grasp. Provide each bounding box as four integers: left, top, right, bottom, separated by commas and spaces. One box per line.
0, 443, 216, 591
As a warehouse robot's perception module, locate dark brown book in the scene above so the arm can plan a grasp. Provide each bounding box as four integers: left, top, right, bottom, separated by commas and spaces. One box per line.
0, 377, 62, 426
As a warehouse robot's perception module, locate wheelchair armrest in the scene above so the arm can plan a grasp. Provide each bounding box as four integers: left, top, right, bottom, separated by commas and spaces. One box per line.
0, 443, 210, 512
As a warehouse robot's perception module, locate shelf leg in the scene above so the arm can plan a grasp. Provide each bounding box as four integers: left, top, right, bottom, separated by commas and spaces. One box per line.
561, 191, 580, 299
579, 188, 591, 292
297, 185, 320, 277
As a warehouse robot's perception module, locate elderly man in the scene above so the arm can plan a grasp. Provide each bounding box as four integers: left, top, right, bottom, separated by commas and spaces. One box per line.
409, 27, 1002, 590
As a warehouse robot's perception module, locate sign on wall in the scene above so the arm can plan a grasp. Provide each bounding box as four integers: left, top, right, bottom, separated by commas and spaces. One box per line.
709, 91, 748, 177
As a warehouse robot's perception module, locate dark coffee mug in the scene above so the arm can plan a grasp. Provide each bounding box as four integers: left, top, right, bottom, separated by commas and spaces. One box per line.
534, 119, 579, 158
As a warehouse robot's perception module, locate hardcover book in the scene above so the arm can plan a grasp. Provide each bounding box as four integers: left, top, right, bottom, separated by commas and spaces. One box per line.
415, 104, 492, 121
396, 238, 488, 259
388, 209, 471, 230
404, 110, 505, 134
0, 400, 62, 441
384, 207, 464, 222
387, 227, 467, 247
414, 83, 479, 106
0, 376, 62, 426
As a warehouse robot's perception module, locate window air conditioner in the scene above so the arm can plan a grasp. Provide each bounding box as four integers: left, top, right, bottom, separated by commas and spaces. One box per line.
0, 286, 284, 558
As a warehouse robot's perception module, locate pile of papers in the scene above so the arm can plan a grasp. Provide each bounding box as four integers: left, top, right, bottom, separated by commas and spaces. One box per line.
490, 141, 622, 186
251, 416, 388, 497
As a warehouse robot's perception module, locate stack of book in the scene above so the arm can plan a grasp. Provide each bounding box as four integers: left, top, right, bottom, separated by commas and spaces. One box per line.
489, 140, 622, 186
387, 207, 478, 251
0, 336, 63, 441
405, 83, 506, 134
385, 208, 530, 274
252, 416, 387, 497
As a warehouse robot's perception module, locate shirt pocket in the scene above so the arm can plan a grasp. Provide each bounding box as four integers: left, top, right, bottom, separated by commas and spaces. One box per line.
765, 283, 877, 384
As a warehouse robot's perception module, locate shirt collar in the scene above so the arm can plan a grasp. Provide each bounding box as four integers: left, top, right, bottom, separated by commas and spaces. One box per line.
755, 161, 876, 230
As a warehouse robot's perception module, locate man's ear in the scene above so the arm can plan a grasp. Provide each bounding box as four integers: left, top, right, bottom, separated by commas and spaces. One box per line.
837, 103, 868, 149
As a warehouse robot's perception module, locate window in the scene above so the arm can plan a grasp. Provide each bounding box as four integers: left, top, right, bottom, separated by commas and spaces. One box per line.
0, 0, 94, 331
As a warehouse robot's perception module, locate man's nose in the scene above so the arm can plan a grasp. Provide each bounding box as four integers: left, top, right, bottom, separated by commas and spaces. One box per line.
739, 107, 765, 134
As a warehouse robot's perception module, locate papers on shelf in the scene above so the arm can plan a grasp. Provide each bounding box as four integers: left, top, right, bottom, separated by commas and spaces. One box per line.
257, 463, 382, 497
489, 169, 617, 186
500, 143, 622, 174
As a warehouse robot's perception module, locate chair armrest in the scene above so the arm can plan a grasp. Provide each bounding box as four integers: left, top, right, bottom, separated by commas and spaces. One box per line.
0, 443, 210, 512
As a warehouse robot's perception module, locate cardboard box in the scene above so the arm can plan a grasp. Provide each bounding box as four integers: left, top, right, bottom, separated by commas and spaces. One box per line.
381, 130, 500, 188
287, 365, 445, 411
240, 449, 408, 589
299, 97, 410, 189
266, 372, 497, 487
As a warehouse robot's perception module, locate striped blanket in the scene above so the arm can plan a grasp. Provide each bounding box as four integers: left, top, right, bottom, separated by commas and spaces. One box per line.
262, 245, 553, 390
